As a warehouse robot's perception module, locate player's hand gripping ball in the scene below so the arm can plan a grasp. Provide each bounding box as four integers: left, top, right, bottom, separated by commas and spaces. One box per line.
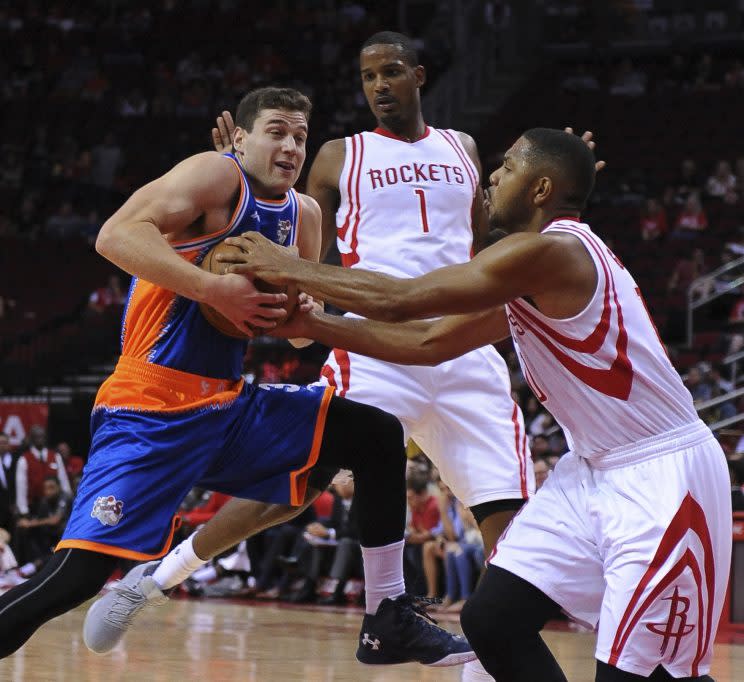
199, 241, 298, 338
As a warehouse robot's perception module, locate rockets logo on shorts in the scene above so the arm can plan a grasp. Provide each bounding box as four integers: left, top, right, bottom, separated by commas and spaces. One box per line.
646, 586, 696, 662
91, 495, 124, 526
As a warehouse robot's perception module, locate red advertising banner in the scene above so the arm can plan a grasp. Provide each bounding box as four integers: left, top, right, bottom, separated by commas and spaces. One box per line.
0, 399, 49, 446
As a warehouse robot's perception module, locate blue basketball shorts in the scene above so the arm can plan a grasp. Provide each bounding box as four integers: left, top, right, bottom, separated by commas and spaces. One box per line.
58, 382, 333, 560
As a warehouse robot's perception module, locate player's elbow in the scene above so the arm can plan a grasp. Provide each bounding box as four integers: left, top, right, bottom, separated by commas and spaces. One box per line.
95, 220, 117, 258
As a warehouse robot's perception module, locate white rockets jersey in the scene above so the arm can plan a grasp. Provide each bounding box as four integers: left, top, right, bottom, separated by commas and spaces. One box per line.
335, 127, 477, 277
505, 218, 699, 460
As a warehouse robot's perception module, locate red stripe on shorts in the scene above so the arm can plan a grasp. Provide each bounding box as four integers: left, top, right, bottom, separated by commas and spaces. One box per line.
511, 403, 527, 498
332, 348, 351, 398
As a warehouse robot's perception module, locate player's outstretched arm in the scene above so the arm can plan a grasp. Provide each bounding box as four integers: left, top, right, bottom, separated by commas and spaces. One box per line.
274, 306, 510, 366
288, 194, 323, 348
306, 139, 345, 261
96, 152, 288, 335
221, 230, 569, 322
457, 132, 490, 255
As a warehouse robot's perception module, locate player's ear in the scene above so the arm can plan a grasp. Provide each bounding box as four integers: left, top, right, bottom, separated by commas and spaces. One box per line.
232, 126, 246, 151
534, 177, 552, 207
414, 65, 426, 88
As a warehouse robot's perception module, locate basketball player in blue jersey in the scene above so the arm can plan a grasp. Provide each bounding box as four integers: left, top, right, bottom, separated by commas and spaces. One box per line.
0, 87, 474, 669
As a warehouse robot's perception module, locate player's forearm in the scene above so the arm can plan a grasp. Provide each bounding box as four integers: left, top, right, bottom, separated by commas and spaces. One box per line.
283, 259, 414, 321
287, 259, 478, 323
96, 220, 213, 302
303, 312, 451, 366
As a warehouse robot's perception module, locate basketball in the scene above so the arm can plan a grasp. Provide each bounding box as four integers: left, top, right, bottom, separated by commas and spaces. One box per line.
199, 241, 297, 338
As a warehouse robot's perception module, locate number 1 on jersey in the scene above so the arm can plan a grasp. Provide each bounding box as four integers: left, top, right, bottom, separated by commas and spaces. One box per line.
414, 188, 430, 233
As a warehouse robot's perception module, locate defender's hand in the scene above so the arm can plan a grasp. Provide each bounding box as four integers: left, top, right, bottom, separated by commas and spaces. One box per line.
564, 127, 606, 172
219, 232, 294, 284
269, 295, 319, 341
211, 111, 236, 153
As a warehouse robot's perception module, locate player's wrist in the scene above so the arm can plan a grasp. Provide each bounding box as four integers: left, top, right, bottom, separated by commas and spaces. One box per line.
302, 309, 336, 344
196, 271, 223, 304
282, 257, 312, 289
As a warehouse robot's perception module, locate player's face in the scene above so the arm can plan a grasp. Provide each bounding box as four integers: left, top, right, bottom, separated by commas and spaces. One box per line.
233, 108, 308, 196
485, 137, 535, 232
360, 45, 424, 126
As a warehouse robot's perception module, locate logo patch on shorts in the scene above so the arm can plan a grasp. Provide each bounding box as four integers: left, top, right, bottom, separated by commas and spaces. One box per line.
91, 495, 124, 526
645, 586, 695, 662
277, 219, 292, 245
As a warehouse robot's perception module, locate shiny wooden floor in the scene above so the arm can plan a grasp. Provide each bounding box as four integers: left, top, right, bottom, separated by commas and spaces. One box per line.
1, 599, 742, 681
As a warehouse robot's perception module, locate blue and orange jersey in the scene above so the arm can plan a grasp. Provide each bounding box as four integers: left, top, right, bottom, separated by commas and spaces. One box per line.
95, 153, 303, 413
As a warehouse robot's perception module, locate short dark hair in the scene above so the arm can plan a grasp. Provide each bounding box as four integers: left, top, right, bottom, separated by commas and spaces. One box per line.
406, 472, 429, 495
522, 128, 596, 209
235, 87, 312, 133
361, 31, 419, 66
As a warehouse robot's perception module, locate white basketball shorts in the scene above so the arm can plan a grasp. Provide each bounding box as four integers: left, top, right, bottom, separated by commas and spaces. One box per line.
318, 344, 534, 508
490, 420, 732, 677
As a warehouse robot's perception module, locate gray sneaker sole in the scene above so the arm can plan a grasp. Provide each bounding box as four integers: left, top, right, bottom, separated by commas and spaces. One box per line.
83, 596, 121, 654
425, 650, 478, 667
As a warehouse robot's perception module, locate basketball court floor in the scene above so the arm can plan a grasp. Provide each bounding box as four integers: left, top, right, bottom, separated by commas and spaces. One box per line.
1, 599, 742, 681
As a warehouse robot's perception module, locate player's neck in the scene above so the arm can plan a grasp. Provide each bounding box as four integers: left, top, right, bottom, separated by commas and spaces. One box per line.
250, 182, 287, 202
375, 116, 427, 143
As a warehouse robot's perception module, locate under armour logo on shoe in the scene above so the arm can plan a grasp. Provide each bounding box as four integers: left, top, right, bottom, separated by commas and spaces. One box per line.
361, 633, 380, 650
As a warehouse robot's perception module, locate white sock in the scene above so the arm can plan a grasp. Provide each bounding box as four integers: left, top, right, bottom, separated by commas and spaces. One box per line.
361, 540, 406, 615
152, 533, 207, 590
191, 564, 218, 583
461, 659, 495, 681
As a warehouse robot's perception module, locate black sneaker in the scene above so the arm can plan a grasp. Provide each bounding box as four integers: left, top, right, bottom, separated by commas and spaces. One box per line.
356, 593, 476, 667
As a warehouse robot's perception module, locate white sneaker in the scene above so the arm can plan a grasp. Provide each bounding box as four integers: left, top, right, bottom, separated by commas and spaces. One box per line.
83, 561, 168, 653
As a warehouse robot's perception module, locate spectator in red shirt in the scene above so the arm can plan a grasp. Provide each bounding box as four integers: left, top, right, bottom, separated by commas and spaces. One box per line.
55, 442, 84, 480
404, 472, 440, 596
407, 474, 440, 539
15, 426, 72, 518
639, 198, 668, 241
87, 275, 125, 314
671, 194, 708, 239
